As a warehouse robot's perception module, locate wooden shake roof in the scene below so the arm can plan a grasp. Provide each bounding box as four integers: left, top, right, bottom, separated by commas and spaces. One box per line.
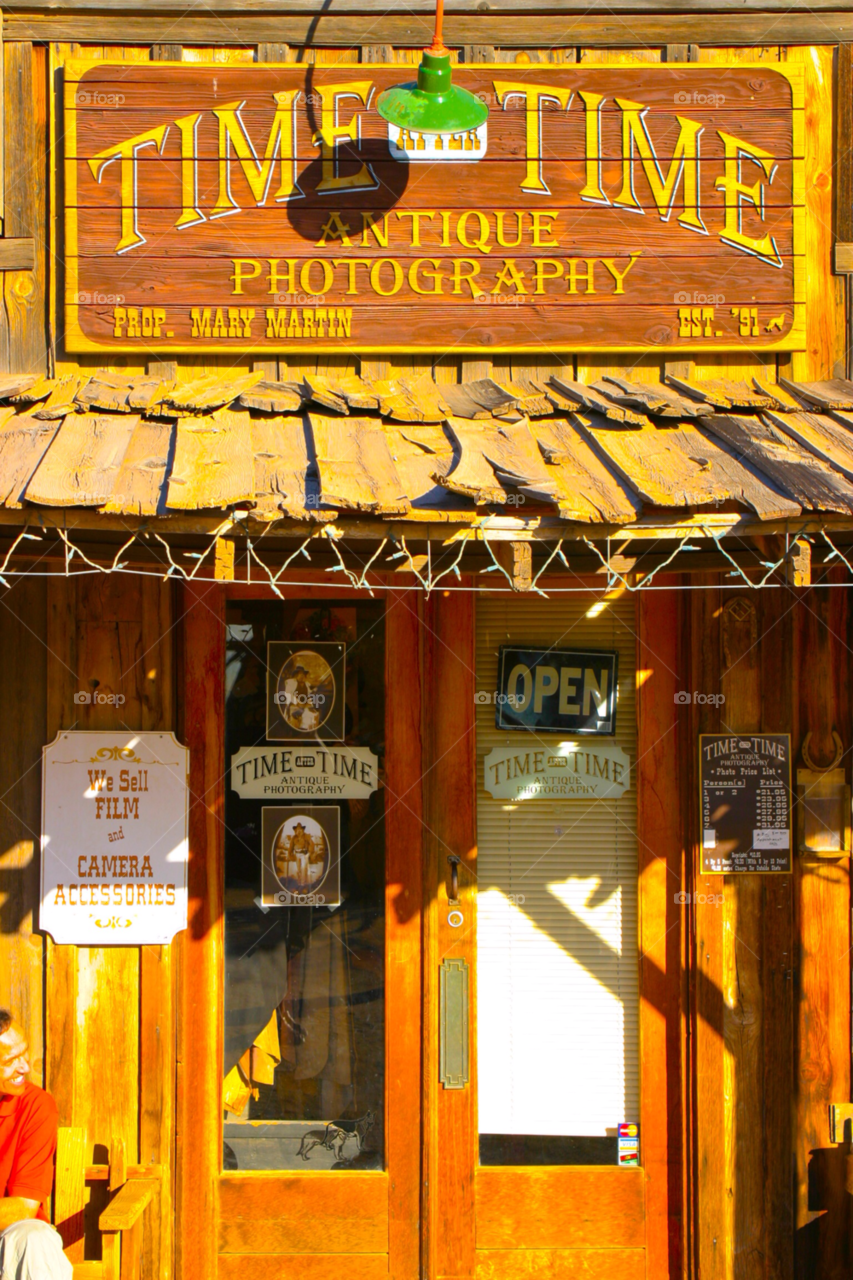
3, 369, 853, 530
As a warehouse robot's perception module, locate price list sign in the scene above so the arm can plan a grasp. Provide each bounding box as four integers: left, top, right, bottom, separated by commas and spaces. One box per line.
700, 734, 792, 873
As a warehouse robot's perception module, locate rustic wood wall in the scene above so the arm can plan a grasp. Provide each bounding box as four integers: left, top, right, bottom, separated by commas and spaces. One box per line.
686, 574, 852, 1280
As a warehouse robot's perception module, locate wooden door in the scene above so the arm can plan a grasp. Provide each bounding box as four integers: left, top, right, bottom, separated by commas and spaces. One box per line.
176, 583, 423, 1280
422, 587, 683, 1280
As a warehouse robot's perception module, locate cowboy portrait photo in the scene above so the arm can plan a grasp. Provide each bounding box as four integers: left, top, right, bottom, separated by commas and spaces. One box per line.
261, 805, 341, 906
266, 642, 345, 742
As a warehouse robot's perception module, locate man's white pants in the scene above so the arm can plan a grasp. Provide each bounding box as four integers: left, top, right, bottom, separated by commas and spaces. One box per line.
0, 1220, 72, 1280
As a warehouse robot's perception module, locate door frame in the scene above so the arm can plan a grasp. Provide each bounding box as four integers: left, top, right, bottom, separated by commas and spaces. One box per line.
176, 580, 424, 1280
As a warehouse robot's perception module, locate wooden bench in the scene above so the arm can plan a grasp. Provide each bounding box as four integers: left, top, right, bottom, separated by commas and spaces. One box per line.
53, 1128, 161, 1280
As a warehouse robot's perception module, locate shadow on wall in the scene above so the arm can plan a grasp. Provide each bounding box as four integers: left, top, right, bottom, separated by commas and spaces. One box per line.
795, 1145, 852, 1280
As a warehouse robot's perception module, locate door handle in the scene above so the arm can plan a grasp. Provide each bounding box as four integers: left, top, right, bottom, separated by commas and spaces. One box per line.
447, 854, 461, 904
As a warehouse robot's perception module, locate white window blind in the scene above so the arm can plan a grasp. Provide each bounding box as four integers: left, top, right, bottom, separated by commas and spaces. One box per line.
476, 593, 639, 1138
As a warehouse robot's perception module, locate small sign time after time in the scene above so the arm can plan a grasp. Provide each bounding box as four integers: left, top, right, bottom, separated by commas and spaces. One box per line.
61, 61, 804, 354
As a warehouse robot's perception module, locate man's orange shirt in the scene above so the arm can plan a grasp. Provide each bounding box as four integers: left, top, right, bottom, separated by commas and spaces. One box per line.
0, 1083, 58, 1220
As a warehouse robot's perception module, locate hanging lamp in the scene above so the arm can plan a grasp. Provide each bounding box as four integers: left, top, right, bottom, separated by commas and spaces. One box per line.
376, 0, 488, 161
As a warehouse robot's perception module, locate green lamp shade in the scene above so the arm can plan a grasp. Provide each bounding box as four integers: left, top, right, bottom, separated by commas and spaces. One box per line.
377, 51, 488, 136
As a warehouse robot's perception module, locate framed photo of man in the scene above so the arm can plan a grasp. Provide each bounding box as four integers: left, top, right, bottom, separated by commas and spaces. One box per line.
266, 641, 346, 742
261, 805, 342, 906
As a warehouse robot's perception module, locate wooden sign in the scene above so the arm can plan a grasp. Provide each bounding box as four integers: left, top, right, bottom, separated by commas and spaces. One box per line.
496, 646, 618, 734
61, 60, 805, 354
700, 733, 792, 873
40, 731, 189, 943
483, 742, 630, 801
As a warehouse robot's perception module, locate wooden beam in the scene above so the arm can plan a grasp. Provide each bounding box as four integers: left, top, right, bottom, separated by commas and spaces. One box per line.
175, 582, 225, 1280
787, 536, 812, 586
837, 46, 853, 246
7, 0, 850, 12
833, 243, 853, 274
7, 11, 853, 43
494, 540, 533, 591
0, 239, 35, 270
637, 585, 686, 1280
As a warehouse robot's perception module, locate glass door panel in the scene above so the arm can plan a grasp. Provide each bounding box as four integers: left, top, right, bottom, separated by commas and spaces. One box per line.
222, 599, 386, 1172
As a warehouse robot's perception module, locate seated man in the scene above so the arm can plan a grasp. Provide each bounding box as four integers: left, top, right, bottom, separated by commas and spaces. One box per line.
0, 1010, 71, 1279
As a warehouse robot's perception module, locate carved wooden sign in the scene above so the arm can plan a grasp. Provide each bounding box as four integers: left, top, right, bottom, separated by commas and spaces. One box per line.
61, 60, 804, 354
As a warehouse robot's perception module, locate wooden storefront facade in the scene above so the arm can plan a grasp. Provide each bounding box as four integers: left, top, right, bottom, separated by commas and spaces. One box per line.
0, 7, 852, 1280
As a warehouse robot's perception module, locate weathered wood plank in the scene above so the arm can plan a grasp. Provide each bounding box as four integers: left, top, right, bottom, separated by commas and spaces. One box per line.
4, 42, 48, 375
664, 374, 790, 411
838, 45, 853, 248
548, 376, 647, 426
762, 409, 853, 483
700, 414, 853, 513
24, 413, 138, 506
534, 418, 640, 522
238, 379, 304, 414
166, 409, 253, 509
778, 377, 853, 411
0, 416, 61, 506
251, 415, 327, 520
309, 413, 407, 513
102, 419, 172, 516
594, 374, 712, 417
574, 415, 802, 517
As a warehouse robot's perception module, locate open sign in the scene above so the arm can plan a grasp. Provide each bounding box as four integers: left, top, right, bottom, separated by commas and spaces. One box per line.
496, 647, 618, 735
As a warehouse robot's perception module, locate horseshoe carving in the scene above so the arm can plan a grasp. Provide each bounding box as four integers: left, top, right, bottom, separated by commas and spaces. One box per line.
801, 730, 844, 773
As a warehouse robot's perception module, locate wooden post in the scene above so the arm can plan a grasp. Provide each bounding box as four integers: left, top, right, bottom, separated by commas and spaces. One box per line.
385, 589, 425, 1280
175, 582, 224, 1280
637, 581, 686, 1280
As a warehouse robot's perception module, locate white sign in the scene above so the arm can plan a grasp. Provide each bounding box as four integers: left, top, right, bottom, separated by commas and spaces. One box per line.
40, 731, 189, 945
230, 745, 379, 799
483, 743, 631, 801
